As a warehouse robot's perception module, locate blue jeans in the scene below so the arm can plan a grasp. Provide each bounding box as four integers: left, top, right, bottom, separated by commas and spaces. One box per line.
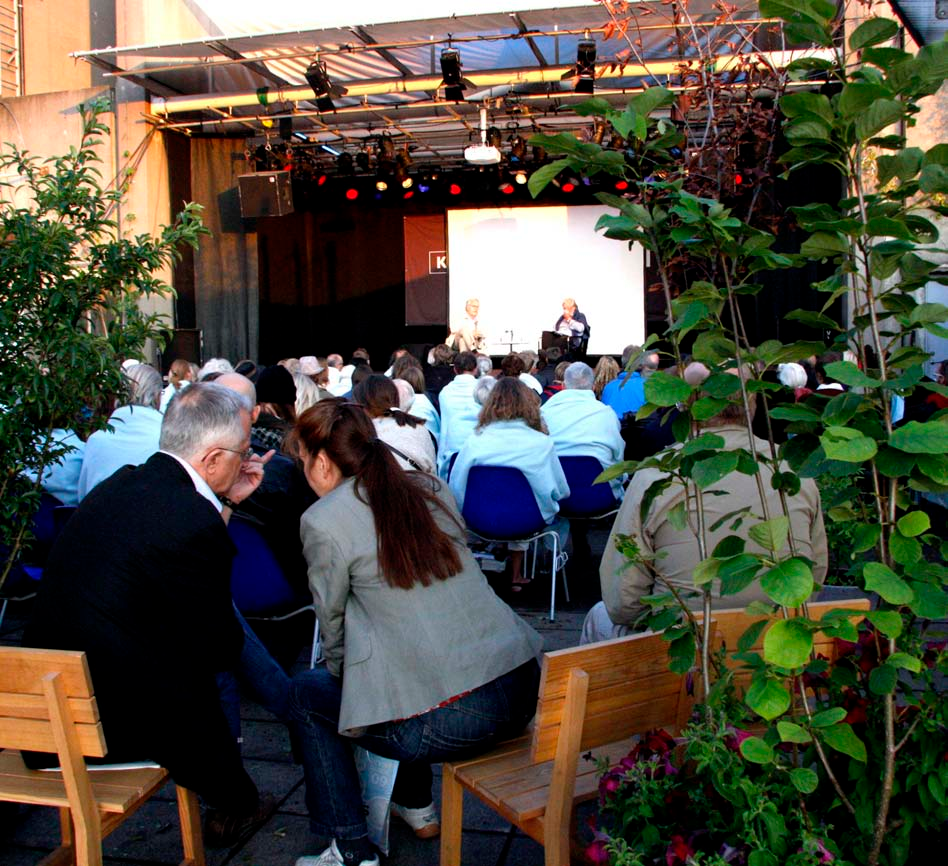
218, 607, 292, 744
288, 658, 540, 839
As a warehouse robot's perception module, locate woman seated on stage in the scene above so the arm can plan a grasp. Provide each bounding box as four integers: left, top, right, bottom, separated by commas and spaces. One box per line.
449, 377, 569, 588
288, 400, 541, 866
353, 373, 436, 474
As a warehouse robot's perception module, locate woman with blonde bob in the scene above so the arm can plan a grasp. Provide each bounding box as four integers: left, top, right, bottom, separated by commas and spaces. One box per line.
288, 400, 541, 866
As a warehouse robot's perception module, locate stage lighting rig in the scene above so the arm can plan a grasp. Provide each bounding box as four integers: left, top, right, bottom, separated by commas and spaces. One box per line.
305, 59, 348, 112
574, 40, 597, 94
439, 48, 469, 102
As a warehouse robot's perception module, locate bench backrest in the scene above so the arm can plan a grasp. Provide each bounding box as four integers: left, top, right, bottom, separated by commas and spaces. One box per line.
0, 646, 107, 758
530, 628, 702, 763
696, 597, 872, 667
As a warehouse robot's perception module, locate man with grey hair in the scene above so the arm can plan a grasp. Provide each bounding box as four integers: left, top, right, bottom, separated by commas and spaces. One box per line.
541, 361, 625, 503
601, 344, 659, 419
77, 363, 165, 501
25, 383, 275, 846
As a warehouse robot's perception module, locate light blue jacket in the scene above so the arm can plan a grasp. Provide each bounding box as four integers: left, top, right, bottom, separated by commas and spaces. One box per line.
437, 373, 479, 477
24, 429, 85, 507
541, 389, 625, 499
77, 405, 163, 501
408, 392, 441, 444
601, 371, 645, 419
449, 419, 569, 524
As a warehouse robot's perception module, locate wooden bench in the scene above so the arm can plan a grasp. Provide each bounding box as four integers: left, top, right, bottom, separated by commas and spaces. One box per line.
0, 646, 204, 866
439, 627, 708, 866
696, 597, 872, 686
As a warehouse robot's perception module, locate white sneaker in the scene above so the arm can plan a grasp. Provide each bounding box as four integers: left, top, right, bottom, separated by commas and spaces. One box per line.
390, 801, 441, 839
295, 839, 379, 866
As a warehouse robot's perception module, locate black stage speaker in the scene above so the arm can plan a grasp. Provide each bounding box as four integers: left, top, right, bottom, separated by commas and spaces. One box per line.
238, 171, 294, 218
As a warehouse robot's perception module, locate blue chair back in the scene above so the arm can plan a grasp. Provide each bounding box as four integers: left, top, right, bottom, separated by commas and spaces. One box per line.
558, 456, 619, 518
229, 516, 301, 616
461, 466, 547, 540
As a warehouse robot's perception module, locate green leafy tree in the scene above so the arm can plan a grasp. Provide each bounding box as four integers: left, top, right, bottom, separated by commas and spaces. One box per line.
531, 2, 948, 863
0, 97, 208, 590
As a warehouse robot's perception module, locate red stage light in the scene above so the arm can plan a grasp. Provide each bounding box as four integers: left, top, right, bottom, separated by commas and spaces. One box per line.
499, 183, 514, 195
734, 173, 743, 186
317, 174, 327, 186
615, 180, 629, 190
403, 190, 414, 199
345, 188, 359, 200
561, 182, 575, 193
449, 183, 462, 195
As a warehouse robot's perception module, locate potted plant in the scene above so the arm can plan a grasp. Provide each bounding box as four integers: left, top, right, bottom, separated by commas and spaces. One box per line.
530, 1, 948, 863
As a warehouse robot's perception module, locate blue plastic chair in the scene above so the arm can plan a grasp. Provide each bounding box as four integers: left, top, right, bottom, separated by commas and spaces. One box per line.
228, 516, 321, 666
557, 456, 621, 519
460, 466, 569, 621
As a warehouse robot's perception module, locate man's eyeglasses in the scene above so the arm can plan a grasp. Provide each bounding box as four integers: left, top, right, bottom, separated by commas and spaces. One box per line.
218, 447, 255, 462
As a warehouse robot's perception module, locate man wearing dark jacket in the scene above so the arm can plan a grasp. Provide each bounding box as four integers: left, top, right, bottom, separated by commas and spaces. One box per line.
25, 383, 272, 845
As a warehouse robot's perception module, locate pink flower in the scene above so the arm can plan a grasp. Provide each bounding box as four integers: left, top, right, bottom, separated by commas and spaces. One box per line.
666, 834, 693, 866
585, 839, 610, 864
724, 726, 753, 752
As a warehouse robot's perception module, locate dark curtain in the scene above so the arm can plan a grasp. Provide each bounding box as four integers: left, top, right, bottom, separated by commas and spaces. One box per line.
191, 139, 259, 362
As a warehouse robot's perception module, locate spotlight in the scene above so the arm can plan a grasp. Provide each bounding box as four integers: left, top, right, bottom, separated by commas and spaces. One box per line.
440, 48, 466, 102
403, 190, 414, 199
376, 179, 388, 191
561, 181, 576, 193
317, 173, 327, 186
336, 152, 354, 174
305, 59, 347, 112
509, 135, 526, 163
615, 179, 629, 190
449, 182, 462, 196
396, 147, 414, 188
345, 187, 359, 200
575, 40, 597, 94
279, 117, 293, 141
499, 181, 515, 195
514, 170, 527, 185
400, 174, 414, 189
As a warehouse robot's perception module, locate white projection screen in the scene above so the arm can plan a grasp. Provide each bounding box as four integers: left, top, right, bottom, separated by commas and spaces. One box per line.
446, 205, 644, 356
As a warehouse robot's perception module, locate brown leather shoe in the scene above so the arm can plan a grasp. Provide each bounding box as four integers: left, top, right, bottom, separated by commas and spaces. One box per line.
204, 793, 279, 848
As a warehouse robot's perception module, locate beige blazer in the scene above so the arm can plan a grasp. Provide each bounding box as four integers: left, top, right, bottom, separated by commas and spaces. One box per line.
300, 476, 542, 734
600, 425, 828, 627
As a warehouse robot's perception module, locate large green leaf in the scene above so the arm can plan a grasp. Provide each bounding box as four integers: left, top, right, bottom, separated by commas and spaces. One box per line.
790, 767, 819, 794
863, 562, 914, 605
890, 531, 922, 566
740, 736, 775, 764
855, 99, 906, 140
865, 610, 903, 638
680, 433, 726, 457
920, 163, 948, 195
897, 511, 931, 537
820, 723, 868, 762
760, 558, 814, 607
909, 302, 948, 325
760, 0, 836, 26
777, 721, 812, 744
869, 663, 898, 694
823, 360, 878, 387
908, 581, 948, 619
811, 707, 847, 727
839, 82, 891, 118
719, 554, 764, 595
779, 91, 834, 122
876, 148, 923, 186
890, 420, 948, 454
822, 391, 866, 426
691, 451, 740, 489
763, 618, 813, 668
800, 232, 850, 259
746, 677, 791, 720
820, 426, 878, 462
528, 158, 571, 198
643, 371, 692, 407
749, 516, 790, 553
849, 17, 900, 51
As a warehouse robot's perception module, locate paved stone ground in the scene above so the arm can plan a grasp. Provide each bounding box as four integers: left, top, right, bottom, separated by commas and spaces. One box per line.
0, 530, 609, 866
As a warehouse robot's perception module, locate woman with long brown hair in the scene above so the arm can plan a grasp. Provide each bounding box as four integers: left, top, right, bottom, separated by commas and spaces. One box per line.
353, 373, 436, 473
288, 400, 541, 866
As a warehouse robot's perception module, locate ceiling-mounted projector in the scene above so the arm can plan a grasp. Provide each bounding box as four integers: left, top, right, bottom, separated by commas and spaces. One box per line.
464, 143, 502, 165
465, 106, 502, 165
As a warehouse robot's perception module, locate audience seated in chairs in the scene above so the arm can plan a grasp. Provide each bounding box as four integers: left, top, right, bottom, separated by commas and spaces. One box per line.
593, 354, 620, 400
287, 400, 542, 866
436, 351, 481, 478
252, 365, 298, 454
392, 356, 441, 444
601, 344, 658, 420
354, 374, 436, 474
450, 377, 569, 590
77, 363, 164, 501
160, 358, 196, 413
541, 361, 625, 503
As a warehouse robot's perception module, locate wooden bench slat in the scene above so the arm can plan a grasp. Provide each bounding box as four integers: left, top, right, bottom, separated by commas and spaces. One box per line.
0, 717, 108, 757
0, 649, 93, 698
0, 693, 100, 724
